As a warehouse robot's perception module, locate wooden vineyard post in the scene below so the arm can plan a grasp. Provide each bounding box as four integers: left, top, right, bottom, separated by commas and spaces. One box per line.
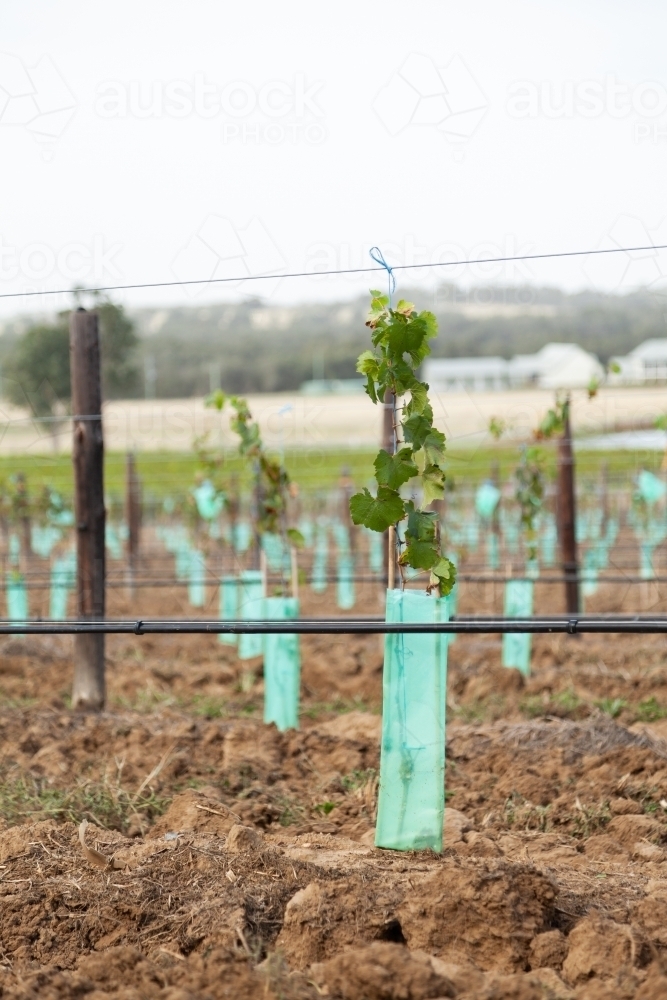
382, 387, 395, 590
557, 396, 580, 616
70, 308, 106, 710
125, 452, 141, 599
15, 473, 32, 567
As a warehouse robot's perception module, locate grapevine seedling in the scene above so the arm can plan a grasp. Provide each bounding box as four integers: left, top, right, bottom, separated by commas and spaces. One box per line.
348, 292, 455, 596
205, 391, 303, 548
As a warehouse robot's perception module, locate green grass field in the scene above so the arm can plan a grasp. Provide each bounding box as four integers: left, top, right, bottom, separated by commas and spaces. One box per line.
0, 442, 659, 503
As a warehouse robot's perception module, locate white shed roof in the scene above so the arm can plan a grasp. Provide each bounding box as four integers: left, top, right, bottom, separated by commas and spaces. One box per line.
627, 339, 667, 361
425, 357, 508, 376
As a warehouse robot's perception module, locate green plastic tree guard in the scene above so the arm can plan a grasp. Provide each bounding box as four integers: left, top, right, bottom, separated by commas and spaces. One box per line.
368, 529, 383, 573
336, 554, 355, 610
263, 596, 300, 731
311, 522, 328, 593
218, 576, 238, 646
7, 571, 28, 636
49, 552, 76, 620
486, 531, 500, 570
582, 548, 599, 599
475, 482, 500, 520
375, 589, 448, 852
238, 570, 265, 660
188, 549, 206, 608
502, 579, 533, 676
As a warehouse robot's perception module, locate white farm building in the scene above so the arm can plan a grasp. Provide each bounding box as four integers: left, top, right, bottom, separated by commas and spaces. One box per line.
423, 343, 603, 393
609, 340, 667, 384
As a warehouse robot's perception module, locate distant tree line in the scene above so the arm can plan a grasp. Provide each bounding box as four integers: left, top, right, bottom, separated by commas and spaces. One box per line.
1, 284, 665, 402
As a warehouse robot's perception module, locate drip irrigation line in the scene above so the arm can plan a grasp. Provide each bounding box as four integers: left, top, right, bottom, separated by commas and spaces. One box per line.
4, 615, 667, 634
3, 242, 667, 300
5, 571, 667, 590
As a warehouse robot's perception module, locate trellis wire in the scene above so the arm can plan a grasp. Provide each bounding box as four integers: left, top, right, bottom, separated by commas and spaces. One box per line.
3, 615, 667, 634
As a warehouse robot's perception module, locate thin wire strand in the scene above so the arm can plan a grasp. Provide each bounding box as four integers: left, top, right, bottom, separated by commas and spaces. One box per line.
2, 242, 667, 300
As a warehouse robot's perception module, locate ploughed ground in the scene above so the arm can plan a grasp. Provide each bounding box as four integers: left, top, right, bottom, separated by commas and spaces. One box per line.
3, 580, 667, 997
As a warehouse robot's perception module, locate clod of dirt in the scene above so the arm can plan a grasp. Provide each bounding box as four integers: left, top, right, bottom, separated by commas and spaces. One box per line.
464, 665, 526, 702
396, 864, 557, 974
227, 823, 264, 852
223, 720, 283, 774
277, 861, 556, 975
561, 911, 649, 985
606, 814, 662, 848
313, 710, 381, 745
609, 797, 644, 815
443, 807, 473, 847
454, 831, 501, 858
583, 834, 628, 860
0, 819, 59, 863
147, 788, 239, 839
633, 842, 665, 862
528, 929, 567, 970
310, 942, 457, 999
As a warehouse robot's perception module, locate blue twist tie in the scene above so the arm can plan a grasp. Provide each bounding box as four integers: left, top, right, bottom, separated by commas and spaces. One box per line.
369, 246, 396, 304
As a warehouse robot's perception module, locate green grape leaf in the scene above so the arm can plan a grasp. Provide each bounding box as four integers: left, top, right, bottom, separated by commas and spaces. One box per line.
394, 299, 415, 316
429, 556, 457, 595
374, 448, 418, 490
422, 464, 446, 504
356, 350, 378, 375
400, 539, 439, 570
363, 374, 378, 404
205, 389, 227, 411
402, 411, 432, 450
286, 528, 305, 549
407, 381, 429, 415
422, 427, 446, 466
405, 503, 437, 543
349, 487, 405, 532
386, 319, 427, 363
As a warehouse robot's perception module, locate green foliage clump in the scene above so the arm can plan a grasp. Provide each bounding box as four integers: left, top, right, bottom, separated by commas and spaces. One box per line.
348, 292, 455, 595
205, 390, 301, 546
635, 696, 667, 723
515, 445, 546, 561
4, 299, 139, 418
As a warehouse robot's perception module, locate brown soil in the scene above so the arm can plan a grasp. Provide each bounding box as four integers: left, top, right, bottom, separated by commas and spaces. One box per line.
3, 589, 667, 997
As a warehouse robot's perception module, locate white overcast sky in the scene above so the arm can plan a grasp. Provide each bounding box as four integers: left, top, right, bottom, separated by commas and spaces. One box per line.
1, 0, 667, 319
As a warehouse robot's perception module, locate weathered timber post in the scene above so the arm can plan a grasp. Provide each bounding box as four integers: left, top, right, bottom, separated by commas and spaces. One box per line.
15, 473, 31, 562
382, 387, 395, 590
71, 308, 106, 709
557, 396, 580, 615
125, 452, 141, 598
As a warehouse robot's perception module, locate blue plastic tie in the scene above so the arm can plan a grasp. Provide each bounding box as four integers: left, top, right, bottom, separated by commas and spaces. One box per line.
369, 246, 396, 305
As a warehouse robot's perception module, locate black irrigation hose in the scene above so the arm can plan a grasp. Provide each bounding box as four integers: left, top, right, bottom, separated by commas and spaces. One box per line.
5, 573, 667, 590
4, 615, 667, 635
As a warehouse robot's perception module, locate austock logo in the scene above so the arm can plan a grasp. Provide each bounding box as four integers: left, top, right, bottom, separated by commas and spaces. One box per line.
171, 216, 287, 298
373, 53, 488, 144
0, 53, 76, 158
582, 215, 667, 293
